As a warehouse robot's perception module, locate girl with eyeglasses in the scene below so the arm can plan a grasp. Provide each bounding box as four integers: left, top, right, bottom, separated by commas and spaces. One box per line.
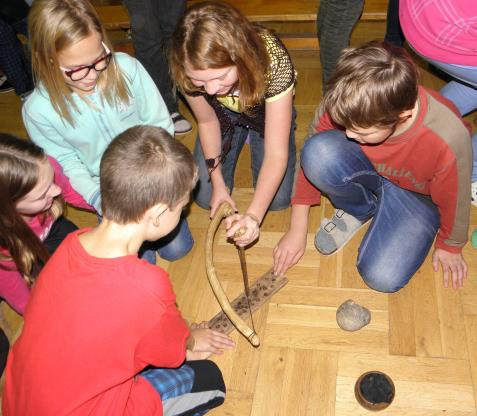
170, 1, 297, 247
23, 0, 194, 264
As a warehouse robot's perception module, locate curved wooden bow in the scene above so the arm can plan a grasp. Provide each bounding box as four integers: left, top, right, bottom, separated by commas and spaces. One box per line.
205, 201, 260, 347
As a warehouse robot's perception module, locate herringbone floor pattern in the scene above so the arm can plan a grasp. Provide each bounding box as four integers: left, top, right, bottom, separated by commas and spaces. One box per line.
1, 42, 477, 416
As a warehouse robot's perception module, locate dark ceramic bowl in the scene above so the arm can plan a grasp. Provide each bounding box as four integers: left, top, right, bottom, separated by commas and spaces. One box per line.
354, 371, 395, 411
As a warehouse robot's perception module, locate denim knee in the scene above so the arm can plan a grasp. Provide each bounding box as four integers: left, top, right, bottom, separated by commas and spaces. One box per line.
193, 179, 212, 210
194, 191, 210, 210
301, 131, 347, 188
157, 219, 194, 261
357, 258, 409, 293
159, 237, 193, 262
269, 192, 291, 211
268, 169, 293, 211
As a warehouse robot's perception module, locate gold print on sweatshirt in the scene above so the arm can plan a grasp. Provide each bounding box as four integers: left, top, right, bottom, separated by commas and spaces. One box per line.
374, 162, 426, 190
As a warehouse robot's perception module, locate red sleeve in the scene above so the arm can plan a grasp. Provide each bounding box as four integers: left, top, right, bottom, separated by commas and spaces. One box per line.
425, 88, 473, 135
134, 307, 189, 369
291, 110, 342, 206
133, 266, 190, 370
291, 168, 322, 205
430, 156, 470, 254
48, 157, 94, 211
422, 89, 472, 253
315, 111, 339, 133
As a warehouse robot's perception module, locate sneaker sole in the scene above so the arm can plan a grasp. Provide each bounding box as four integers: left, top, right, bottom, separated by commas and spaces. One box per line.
174, 127, 193, 136
317, 217, 371, 257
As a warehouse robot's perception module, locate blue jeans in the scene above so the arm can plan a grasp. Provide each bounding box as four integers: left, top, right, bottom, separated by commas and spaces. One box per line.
140, 216, 194, 262
98, 214, 193, 263
193, 110, 297, 211
425, 59, 477, 89
301, 131, 440, 292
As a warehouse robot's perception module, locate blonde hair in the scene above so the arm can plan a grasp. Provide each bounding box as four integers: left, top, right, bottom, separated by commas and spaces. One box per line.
323, 41, 419, 129
170, 1, 270, 112
29, 0, 130, 126
0, 134, 64, 285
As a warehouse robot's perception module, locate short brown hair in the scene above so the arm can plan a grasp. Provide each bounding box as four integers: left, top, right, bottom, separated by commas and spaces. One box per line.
323, 41, 419, 129
100, 126, 198, 224
170, 1, 269, 111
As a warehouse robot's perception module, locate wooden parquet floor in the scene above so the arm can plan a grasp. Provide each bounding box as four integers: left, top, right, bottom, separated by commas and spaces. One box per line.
1, 45, 477, 415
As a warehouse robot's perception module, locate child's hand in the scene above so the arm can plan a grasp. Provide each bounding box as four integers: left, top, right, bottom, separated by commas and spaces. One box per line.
273, 228, 307, 276
225, 213, 260, 247
210, 185, 236, 218
186, 324, 235, 360
432, 248, 468, 289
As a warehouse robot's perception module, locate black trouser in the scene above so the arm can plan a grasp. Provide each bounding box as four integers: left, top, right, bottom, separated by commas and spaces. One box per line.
123, 0, 186, 113
30, 216, 78, 279
140, 360, 226, 416
0, 16, 33, 96
384, 0, 404, 48
0, 328, 9, 377
43, 216, 78, 254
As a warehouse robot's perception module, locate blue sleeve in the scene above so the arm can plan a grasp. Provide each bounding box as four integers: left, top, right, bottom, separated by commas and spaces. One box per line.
126, 56, 174, 135
22, 104, 102, 213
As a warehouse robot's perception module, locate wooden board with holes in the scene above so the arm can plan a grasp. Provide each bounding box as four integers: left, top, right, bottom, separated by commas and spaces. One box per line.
208, 270, 288, 334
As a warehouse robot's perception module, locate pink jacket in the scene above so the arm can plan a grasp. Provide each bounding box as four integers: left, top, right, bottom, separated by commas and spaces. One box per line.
400, 0, 477, 65
0, 157, 92, 314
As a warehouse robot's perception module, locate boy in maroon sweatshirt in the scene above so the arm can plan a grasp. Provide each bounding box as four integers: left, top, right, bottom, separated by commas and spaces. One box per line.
273, 41, 471, 292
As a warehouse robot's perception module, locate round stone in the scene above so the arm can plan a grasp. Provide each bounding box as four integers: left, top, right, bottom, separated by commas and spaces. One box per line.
336, 299, 371, 331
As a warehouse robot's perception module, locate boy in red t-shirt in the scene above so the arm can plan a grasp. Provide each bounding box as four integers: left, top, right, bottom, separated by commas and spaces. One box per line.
273, 41, 471, 292
3, 126, 235, 416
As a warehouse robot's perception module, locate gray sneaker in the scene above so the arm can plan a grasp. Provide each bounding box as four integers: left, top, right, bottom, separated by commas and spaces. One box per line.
315, 209, 366, 255
0, 75, 13, 94
171, 112, 192, 135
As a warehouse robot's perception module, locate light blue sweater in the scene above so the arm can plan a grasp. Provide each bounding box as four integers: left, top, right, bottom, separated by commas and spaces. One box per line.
22, 53, 174, 212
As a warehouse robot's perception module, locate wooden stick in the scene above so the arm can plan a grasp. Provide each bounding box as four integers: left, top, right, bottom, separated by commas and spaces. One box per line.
205, 202, 260, 346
